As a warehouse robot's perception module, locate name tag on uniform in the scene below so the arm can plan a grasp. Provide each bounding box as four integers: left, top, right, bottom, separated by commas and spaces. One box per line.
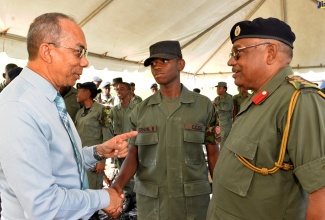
184, 123, 206, 132
137, 126, 157, 133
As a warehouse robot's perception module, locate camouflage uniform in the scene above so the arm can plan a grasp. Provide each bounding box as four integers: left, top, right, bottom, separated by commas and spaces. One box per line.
129, 85, 216, 219
214, 92, 233, 149
74, 101, 113, 189
207, 67, 325, 219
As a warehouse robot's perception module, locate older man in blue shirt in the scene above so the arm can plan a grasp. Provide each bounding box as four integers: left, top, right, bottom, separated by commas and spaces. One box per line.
0, 13, 137, 220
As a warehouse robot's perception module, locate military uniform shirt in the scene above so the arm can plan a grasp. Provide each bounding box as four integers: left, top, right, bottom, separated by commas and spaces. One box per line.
131, 94, 142, 105
207, 67, 325, 220
63, 86, 81, 120
214, 92, 233, 148
129, 85, 216, 220
75, 101, 113, 189
233, 92, 250, 113
110, 102, 135, 135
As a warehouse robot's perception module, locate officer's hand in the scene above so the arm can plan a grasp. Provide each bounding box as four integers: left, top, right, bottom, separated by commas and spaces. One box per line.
97, 131, 138, 158
102, 188, 124, 218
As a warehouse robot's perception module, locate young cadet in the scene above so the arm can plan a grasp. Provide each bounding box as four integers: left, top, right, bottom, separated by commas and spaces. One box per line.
112, 40, 219, 219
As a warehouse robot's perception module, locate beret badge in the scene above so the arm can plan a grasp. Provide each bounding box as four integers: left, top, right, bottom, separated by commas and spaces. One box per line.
234, 25, 241, 37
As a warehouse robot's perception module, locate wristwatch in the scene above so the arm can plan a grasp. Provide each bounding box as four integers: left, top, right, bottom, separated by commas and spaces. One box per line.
93, 146, 105, 161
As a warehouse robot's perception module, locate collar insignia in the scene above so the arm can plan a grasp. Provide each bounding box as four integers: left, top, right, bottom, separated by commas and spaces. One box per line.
252, 90, 268, 105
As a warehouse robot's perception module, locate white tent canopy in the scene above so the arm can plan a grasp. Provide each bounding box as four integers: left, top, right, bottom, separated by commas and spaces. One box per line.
1, 0, 325, 99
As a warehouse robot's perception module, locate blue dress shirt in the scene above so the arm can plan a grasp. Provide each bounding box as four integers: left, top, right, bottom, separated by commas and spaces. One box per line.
0, 68, 110, 219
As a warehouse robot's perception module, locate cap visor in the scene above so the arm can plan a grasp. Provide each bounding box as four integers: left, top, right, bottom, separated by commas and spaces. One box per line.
144, 54, 178, 67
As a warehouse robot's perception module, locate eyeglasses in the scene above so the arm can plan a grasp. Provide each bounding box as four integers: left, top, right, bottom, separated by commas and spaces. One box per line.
229, 42, 271, 61
48, 42, 88, 58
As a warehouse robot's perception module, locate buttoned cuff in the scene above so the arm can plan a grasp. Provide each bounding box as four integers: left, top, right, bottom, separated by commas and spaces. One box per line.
294, 157, 325, 193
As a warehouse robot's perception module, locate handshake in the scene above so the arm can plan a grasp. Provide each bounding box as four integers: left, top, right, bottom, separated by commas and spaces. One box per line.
102, 187, 125, 218
97, 131, 138, 218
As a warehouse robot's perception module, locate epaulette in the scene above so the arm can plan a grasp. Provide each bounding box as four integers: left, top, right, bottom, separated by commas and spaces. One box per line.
286, 75, 319, 90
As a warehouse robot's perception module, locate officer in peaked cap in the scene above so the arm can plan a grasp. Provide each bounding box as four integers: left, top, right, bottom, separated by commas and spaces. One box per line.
207, 17, 325, 219
101, 82, 115, 108
112, 40, 218, 219
102, 81, 111, 88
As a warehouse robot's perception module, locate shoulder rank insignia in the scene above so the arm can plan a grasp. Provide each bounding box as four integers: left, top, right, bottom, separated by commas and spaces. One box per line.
286, 75, 319, 90
252, 90, 268, 105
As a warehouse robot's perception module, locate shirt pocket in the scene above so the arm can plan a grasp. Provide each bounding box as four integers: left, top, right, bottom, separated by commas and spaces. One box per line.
136, 132, 159, 166
184, 180, 211, 196
134, 180, 158, 198
183, 130, 205, 165
216, 134, 258, 197
83, 120, 101, 139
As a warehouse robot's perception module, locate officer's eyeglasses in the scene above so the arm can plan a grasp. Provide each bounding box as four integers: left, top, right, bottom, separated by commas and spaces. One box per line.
48, 42, 88, 58
229, 42, 271, 61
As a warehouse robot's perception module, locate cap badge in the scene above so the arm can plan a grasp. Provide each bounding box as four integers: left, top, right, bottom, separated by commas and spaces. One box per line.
234, 25, 241, 36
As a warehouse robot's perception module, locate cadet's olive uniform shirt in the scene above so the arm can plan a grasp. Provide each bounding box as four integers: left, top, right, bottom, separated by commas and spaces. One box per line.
111, 102, 136, 195
131, 94, 142, 105
214, 92, 233, 148
129, 85, 215, 220
233, 92, 250, 113
63, 86, 80, 120
111, 102, 135, 135
207, 67, 325, 220
75, 102, 113, 189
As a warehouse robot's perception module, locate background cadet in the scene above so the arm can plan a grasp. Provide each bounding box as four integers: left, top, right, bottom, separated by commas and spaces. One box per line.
75, 82, 114, 220
110, 82, 137, 214
213, 81, 233, 149
0, 63, 18, 93
232, 86, 251, 120
7, 67, 23, 83
92, 76, 103, 103
59, 85, 81, 120
100, 81, 115, 108
129, 82, 142, 105
193, 88, 201, 93
112, 77, 123, 106
150, 82, 158, 94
